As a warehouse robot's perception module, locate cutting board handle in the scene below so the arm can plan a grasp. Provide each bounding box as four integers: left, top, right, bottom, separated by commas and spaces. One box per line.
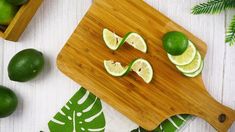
194, 95, 235, 132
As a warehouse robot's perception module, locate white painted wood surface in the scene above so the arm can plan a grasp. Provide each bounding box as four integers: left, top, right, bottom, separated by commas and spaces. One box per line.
0, 0, 234, 131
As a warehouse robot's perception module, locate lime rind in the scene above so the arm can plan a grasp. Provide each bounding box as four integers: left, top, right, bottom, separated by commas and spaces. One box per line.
176, 51, 202, 74
103, 29, 147, 53
168, 41, 197, 66
104, 58, 153, 83
118, 32, 132, 49
184, 60, 204, 77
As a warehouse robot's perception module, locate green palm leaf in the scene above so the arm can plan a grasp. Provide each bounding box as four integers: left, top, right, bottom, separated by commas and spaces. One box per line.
226, 15, 235, 46
48, 87, 106, 132
192, 0, 235, 14
131, 114, 192, 132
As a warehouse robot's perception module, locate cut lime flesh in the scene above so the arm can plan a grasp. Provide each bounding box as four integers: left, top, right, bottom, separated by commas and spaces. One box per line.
176, 51, 202, 74
103, 29, 147, 53
125, 33, 147, 53
103, 29, 122, 50
184, 60, 204, 77
131, 58, 153, 83
104, 60, 129, 77
168, 41, 197, 66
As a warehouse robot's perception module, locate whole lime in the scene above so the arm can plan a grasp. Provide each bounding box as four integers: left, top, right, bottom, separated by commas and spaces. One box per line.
8, 49, 45, 82
163, 31, 189, 56
0, 0, 18, 25
6, 0, 28, 6
0, 85, 18, 118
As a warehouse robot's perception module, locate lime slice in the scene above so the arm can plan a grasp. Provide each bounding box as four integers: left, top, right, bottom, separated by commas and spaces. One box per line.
103, 29, 147, 53
125, 33, 147, 53
184, 60, 204, 77
104, 60, 129, 77
103, 29, 122, 50
168, 41, 197, 66
131, 58, 153, 83
176, 51, 202, 73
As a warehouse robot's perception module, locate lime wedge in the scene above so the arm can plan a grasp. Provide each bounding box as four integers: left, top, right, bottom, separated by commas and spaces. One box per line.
168, 41, 197, 66
131, 58, 153, 83
103, 29, 147, 53
176, 51, 202, 73
104, 60, 129, 77
103, 29, 122, 50
184, 60, 204, 77
125, 33, 147, 53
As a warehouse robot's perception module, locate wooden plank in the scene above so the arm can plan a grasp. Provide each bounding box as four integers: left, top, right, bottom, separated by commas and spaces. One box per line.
223, 10, 235, 132
0, 1, 92, 132
57, 0, 235, 131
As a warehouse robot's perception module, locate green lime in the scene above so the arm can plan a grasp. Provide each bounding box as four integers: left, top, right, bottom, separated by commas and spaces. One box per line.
8, 49, 45, 82
163, 31, 189, 55
0, 85, 18, 118
0, 0, 18, 25
6, 0, 28, 6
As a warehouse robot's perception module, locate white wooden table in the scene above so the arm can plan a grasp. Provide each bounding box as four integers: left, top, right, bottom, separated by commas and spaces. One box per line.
0, 0, 234, 132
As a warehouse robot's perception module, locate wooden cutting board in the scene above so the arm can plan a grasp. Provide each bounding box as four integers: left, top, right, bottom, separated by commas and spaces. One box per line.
57, 0, 235, 131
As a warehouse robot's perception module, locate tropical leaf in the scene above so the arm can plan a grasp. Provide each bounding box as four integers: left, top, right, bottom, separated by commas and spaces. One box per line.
226, 15, 235, 46
131, 114, 192, 132
48, 87, 106, 132
192, 0, 235, 14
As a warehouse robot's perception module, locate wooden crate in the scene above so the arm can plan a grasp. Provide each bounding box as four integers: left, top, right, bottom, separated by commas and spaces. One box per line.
0, 0, 43, 41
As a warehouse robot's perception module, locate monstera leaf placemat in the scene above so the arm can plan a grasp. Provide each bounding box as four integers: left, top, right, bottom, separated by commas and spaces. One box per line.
44, 87, 193, 132
47, 87, 106, 132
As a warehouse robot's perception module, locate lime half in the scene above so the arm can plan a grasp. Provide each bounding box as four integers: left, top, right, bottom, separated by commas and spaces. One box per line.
176, 51, 202, 74
104, 60, 129, 77
168, 41, 197, 66
131, 58, 153, 83
184, 60, 204, 77
103, 29, 147, 53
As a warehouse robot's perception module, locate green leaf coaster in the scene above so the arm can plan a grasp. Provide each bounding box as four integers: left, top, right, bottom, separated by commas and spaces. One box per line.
48, 87, 106, 132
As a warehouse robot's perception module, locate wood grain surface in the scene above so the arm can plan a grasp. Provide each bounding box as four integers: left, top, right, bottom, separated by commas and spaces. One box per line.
0, 0, 42, 41
0, 0, 234, 131
57, 0, 235, 131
